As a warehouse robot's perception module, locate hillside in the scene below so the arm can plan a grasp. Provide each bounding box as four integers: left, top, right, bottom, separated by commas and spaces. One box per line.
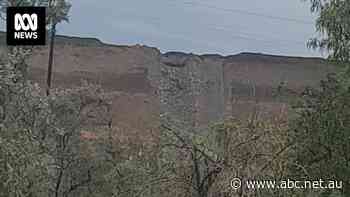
0, 31, 337, 131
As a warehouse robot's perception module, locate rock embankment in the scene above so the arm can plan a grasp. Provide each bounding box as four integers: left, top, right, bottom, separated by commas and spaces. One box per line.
0, 32, 337, 130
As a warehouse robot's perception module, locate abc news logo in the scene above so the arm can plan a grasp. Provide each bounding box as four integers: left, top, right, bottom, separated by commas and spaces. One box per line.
7, 7, 46, 46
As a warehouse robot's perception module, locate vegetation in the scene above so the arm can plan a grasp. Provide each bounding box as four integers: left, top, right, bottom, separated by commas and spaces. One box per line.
0, 47, 112, 197
0, 0, 349, 196
290, 74, 350, 196
46, 0, 71, 96
290, 1, 350, 196
0, 0, 71, 95
306, 0, 350, 63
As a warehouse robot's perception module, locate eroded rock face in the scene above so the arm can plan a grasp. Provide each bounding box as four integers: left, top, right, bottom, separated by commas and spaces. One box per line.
196, 56, 225, 127
159, 53, 201, 131
0, 32, 337, 131
159, 52, 225, 131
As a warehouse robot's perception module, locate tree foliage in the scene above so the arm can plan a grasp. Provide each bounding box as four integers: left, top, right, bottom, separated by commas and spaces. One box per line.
0, 0, 71, 22
0, 47, 50, 197
291, 74, 350, 196
306, 0, 350, 62
0, 47, 113, 197
293, 1, 350, 196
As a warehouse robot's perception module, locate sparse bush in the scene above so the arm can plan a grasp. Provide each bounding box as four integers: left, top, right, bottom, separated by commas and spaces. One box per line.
0, 47, 113, 197
155, 114, 292, 197
209, 117, 292, 197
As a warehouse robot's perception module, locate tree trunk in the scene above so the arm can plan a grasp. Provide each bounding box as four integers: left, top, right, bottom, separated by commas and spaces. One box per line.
46, 22, 56, 96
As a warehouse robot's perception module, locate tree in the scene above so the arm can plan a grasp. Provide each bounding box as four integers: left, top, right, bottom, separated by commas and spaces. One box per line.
0, 48, 51, 197
0, 0, 71, 95
46, 0, 71, 95
0, 48, 114, 197
290, 1, 350, 196
291, 74, 350, 196
306, 0, 350, 63
45, 82, 112, 197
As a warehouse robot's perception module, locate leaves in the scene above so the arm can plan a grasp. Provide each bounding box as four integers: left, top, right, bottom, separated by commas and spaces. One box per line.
306, 0, 350, 63
291, 74, 350, 196
0, 0, 71, 26
47, 0, 71, 24
0, 45, 114, 196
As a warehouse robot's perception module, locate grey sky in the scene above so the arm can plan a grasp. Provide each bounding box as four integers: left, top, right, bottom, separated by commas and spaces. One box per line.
0, 0, 324, 57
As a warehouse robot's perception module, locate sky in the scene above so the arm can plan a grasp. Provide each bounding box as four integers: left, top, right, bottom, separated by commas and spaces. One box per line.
0, 0, 324, 57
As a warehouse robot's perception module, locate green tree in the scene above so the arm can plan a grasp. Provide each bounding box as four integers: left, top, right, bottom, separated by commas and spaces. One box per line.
290, 1, 350, 196
291, 74, 350, 196
0, 48, 113, 196
0, 48, 51, 197
306, 0, 350, 63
